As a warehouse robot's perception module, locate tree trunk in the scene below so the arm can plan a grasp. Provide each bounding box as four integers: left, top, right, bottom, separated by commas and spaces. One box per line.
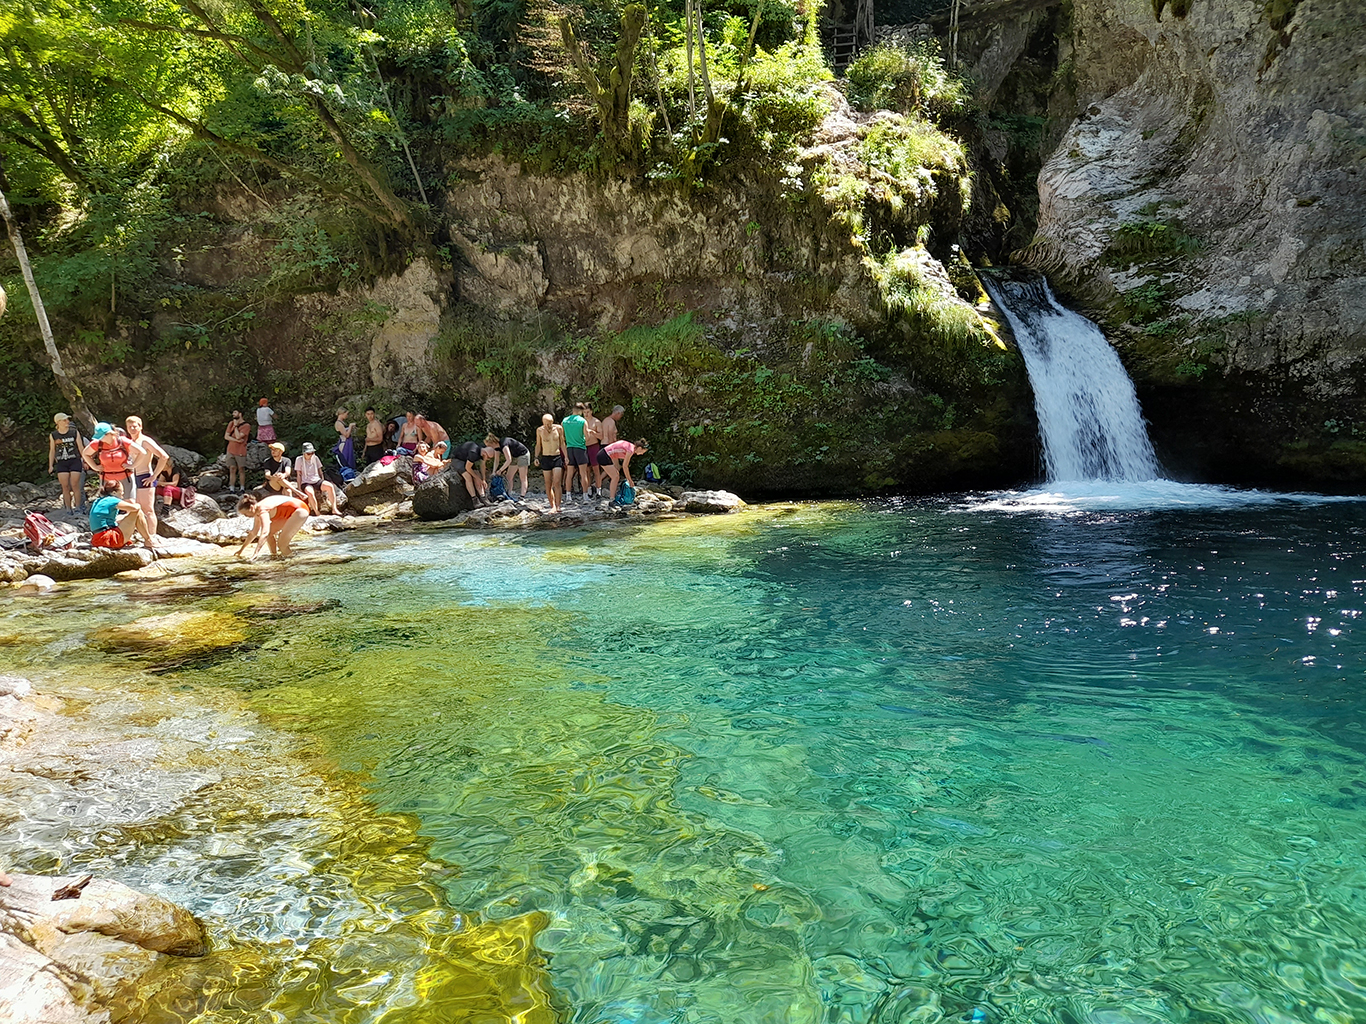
0, 184, 97, 433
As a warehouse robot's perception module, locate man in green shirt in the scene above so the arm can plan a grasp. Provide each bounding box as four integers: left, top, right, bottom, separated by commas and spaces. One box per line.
562, 403, 591, 502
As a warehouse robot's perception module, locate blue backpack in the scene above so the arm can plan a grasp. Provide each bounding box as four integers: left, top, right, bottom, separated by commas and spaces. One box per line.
488, 474, 508, 500
612, 481, 636, 507
643, 462, 661, 483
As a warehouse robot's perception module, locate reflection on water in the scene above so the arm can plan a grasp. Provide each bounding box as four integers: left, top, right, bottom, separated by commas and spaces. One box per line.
3, 496, 1366, 1023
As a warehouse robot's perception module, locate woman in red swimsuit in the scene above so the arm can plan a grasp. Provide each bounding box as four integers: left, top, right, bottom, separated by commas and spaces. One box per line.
234, 493, 310, 560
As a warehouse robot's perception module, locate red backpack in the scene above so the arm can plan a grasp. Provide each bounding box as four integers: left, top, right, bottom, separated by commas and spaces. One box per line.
24, 511, 60, 552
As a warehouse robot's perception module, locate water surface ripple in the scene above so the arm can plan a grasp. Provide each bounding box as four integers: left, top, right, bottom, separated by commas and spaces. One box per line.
5, 495, 1366, 1024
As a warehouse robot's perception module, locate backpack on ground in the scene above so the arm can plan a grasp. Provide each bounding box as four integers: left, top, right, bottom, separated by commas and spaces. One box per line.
23, 511, 58, 552
612, 481, 636, 508
643, 462, 661, 484
488, 474, 508, 501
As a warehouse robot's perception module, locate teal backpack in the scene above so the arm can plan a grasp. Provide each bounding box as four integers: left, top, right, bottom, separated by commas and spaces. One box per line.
612, 481, 636, 507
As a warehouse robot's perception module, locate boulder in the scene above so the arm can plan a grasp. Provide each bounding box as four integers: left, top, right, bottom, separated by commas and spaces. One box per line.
180, 516, 252, 546
678, 490, 746, 513
345, 456, 413, 497
0, 873, 206, 1024
413, 469, 477, 521
156, 493, 225, 539
14, 574, 56, 595
160, 445, 204, 473
0, 675, 32, 698
347, 484, 411, 515
244, 440, 272, 471
195, 473, 224, 494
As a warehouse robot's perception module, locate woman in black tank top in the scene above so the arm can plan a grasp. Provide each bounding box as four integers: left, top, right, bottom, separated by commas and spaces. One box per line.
48, 414, 85, 511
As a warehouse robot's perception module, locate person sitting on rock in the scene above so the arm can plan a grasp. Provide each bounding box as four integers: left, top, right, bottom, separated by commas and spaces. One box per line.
155, 461, 182, 511
262, 442, 308, 502
294, 442, 340, 515
445, 440, 497, 507
598, 439, 649, 500
234, 493, 309, 560
88, 480, 157, 551
412, 441, 445, 484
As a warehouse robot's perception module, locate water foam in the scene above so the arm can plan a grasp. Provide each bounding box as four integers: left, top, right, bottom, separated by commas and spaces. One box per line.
983, 273, 1161, 483
957, 478, 1366, 515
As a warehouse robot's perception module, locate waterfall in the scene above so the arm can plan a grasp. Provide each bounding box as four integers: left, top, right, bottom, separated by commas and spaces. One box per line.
983, 273, 1162, 483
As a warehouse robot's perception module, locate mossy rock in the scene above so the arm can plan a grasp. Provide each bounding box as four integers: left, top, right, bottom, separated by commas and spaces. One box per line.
93, 610, 250, 657
1277, 439, 1366, 482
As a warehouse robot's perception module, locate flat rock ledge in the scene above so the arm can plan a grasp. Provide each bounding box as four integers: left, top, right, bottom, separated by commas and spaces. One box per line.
0, 872, 206, 1024
0, 537, 221, 585
434, 488, 746, 528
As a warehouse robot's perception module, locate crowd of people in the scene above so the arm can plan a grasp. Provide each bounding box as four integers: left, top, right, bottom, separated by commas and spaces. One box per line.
44, 399, 651, 560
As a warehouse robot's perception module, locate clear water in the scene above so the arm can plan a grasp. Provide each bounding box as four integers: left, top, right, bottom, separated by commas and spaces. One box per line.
5, 494, 1366, 1024
983, 275, 1162, 483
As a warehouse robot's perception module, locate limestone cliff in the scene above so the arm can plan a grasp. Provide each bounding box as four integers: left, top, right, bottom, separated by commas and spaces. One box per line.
1021, 0, 1366, 484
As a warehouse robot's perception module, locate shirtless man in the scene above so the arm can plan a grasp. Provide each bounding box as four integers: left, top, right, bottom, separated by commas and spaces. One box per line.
125, 416, 169, 538
396, 412, 420, 454
536, 413, 566, 513
416, 414, 449, 448
584, 405, 604, 499
363, 408, 385, 464
600, 405, 624, 449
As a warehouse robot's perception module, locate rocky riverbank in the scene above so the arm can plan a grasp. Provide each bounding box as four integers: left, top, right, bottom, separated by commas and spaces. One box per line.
0, 666, 558, 1022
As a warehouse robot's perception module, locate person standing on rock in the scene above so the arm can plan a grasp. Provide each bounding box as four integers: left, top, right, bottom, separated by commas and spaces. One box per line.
89, 480, 157, 551
48, 413, 85, 514
486, 433, 530, 500
333, 408, 355, 471
363, 408, 385, 465
562, 404, 591, 501
536, 414, 566, 513
83, 422, 143, 500
234, 493, 309, 560
295, 442, 340, 515
223, 410, 252, 492
600, 405, 624, 448
446, 440, 497, 507
126, 416, 170, 540
256, 398, 277, 443
584, 405, 604, 500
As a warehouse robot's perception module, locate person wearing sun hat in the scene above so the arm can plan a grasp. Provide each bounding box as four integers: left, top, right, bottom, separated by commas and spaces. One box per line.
48, 413, 85, 513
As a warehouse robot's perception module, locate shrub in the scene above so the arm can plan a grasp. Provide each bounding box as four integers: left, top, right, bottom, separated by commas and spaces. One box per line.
845, 41, 971, 122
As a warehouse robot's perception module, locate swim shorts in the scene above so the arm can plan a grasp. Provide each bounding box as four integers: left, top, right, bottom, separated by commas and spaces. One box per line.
54, 457, 82, 474
538, 454, 564, 471
566, 447, 589, 466
91, 527, 126, 549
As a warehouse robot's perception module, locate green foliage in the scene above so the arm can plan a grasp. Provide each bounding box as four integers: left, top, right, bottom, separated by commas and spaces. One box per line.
1106, 219, 1202, 265
845, 40, 971, 122
580, 312, 724, 380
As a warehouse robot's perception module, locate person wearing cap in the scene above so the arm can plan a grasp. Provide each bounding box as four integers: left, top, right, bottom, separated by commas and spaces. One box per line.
256, 398, 277, 443
48, 413, 85, 513
83, 422, 143, 500
261, 441, 307, 502
294, 441, 340, 515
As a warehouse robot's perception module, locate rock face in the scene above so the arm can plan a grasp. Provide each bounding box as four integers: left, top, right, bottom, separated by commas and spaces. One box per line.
1023, 0, 1366, 483
159, 445, 204, 473
156, 493, 225, 538
0, 873, 206, 1024
412, 470, 477, 520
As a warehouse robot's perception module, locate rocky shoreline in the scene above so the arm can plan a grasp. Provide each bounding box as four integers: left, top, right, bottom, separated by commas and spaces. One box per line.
0, 458, 745, 587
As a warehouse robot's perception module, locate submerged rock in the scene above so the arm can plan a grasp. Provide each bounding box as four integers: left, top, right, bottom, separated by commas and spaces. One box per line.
0, 872, 206, 1024
92, 610, 249, 656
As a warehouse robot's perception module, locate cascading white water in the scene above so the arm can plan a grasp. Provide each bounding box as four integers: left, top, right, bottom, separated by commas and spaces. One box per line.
983, 273, 1162, 483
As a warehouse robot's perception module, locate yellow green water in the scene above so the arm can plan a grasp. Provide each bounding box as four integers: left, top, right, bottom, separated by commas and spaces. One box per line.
4, 498, 1366, 1023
